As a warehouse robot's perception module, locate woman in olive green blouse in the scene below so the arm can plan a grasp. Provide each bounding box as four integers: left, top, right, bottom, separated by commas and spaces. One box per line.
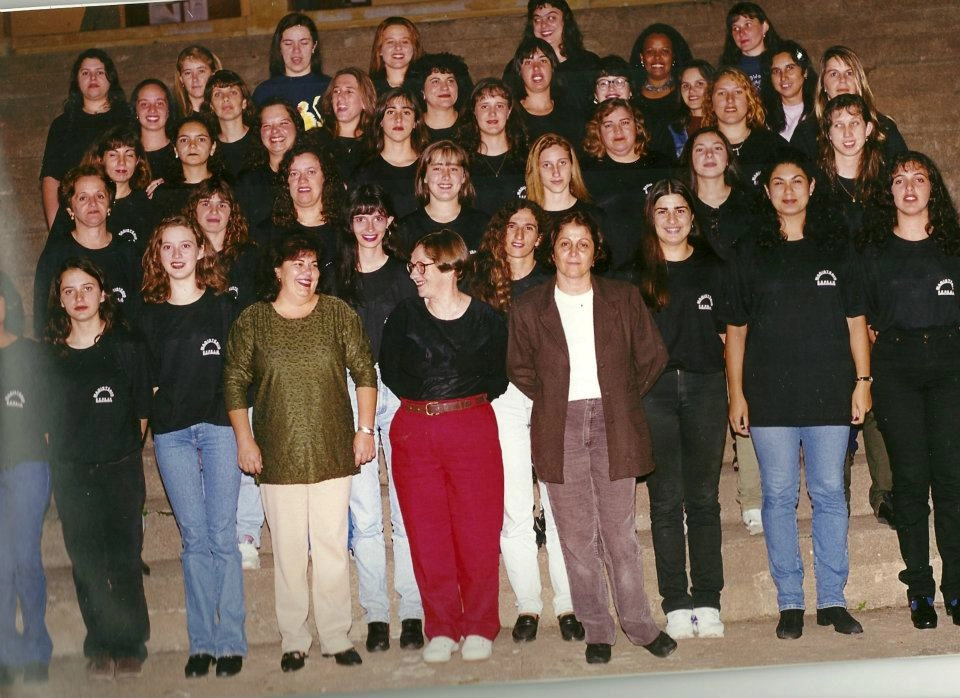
224, 232, 377, 672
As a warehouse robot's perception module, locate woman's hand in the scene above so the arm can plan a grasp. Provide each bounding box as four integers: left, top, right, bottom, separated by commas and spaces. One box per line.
851, 381, 872, 425
354, 431, 376, 466
237, 437, 263, 475
729, 393, 750, 436
145, 178, 164, 198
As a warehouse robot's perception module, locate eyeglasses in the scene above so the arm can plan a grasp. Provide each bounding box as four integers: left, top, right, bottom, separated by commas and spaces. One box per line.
406, 260, 437, 274
596, 78, 628, 90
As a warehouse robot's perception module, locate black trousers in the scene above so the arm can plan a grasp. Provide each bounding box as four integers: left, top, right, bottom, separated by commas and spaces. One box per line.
872, 327, 960, 601
52, 449, 150, 660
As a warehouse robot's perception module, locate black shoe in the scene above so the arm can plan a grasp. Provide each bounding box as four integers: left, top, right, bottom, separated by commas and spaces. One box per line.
909, 596, 937, 629
776, 609, 804, 639
876, 493, 895, 529
585, 643, 611, 664
816, 607, 863, 634
558, 613, 585, 641
642, 631, 677, 658
326, 648, 362, 666
22, 662, 49, 683
280, 651, 306, 672
946, 598, 960, 625
215, 655, 242, 677
184, 653, 215, 678
365, 622, 390, 652
399, 618, 424, 649
512, 614, 539, 642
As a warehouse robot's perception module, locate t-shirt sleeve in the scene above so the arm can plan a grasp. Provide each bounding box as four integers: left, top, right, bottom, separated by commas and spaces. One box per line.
716, 250, 751, 327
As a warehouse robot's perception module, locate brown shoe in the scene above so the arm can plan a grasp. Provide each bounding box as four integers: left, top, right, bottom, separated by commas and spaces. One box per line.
87, 656, 115, 680
115, 657, 143, 678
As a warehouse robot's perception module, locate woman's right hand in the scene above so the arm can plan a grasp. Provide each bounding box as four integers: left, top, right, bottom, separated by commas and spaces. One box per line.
237, 437, 263, 475
728, 393, 750, 436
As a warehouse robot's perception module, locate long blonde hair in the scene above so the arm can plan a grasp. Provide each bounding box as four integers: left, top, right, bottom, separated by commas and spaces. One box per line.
524, 133, 591, 205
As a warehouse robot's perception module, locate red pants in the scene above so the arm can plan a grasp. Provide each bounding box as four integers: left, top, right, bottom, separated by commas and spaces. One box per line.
390, 401, 504, 641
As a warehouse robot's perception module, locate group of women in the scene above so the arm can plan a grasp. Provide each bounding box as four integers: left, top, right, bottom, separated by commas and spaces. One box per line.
2, 0, 959, 687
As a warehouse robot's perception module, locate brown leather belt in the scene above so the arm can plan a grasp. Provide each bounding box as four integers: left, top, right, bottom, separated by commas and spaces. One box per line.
401, 394, 488, 416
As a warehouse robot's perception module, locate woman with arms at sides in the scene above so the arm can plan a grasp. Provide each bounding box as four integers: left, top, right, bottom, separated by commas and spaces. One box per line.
702, 67, 787, 189
397, 140, 490, 255
44, 258, 150, 679
0, 278, 51, 686
151, 115, 221, 221
718, 2, 782, 91
40, 48, 131, 230
722, 149, 869, 640
404, 52, 473, 143
252, 13, 331, 131
507, 209, 674, 664
369, 17, 423, 97
235, 99, 303, 232
668, 60, 715, 159
856, 152, 960, 629
466, 199, 583, 644
224, 233, 377, 671
33, 165, 142, 340
628, 23, 693, 159
457, 78, 529, 217
334, 185, 424, 654
139, 216, 246, 678
761, 41, 817, 144
131, 79, 181, 184
634, 180, 728, 641
201, 70, 260, 181
320, 68, 377, 185
353, 87, 430, 220
174, 45, 221, 116
581, 99, 672, 276
380, 230, 507, 663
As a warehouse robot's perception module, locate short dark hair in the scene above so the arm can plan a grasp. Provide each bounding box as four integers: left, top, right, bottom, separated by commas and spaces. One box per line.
404, 52, 474, 113
256, 232, 325, 301
414, 229, 470, 278
59, 164, 116, 212
550, 208, 607, 268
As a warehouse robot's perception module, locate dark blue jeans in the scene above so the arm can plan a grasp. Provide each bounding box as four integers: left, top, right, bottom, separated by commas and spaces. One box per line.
643, 369, 727, 613
872, 327, 960, 601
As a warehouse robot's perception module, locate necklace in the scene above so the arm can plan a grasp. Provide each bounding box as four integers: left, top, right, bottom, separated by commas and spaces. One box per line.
644, 78, 674, 94
837, 177, 858, 203
480, 152, 508, 178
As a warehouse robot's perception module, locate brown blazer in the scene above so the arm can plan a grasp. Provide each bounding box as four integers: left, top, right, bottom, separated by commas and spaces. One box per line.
507, 276, 668, 484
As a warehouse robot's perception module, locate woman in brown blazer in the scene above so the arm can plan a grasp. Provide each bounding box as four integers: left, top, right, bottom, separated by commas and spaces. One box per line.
506, 208, 675, 664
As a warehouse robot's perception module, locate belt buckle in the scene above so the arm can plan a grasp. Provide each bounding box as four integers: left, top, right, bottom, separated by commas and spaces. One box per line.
425, 401, 442, 416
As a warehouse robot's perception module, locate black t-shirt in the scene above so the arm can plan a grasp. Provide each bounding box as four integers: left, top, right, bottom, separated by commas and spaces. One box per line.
634, 93, 683, 160
510, 262, 552, 303
235, 164, 282, 232
146, 142, 180, 183
858, 234, 960, 333
40, 108, 131, 181
220, 243, 260, 311
425, 124, 458, 144
648, 245, 726, 374
350, 256, 418, 359
46, 326, 151, 463
469, 152, 527, 216
218, 130, 259, 181
556, 49, 601, 113
729, 128, 789, 189
720, 237, 864, 426
253, 220, 339, 296
541, 200, 607, 264
693, 185, 763, 262
380, 296, 508, 401
327, 135, 371, 187
139, 289, 236, 434
50, 189, 157, 255
151, 179, 205, 221
397, 206, 490, 255
0, 338, 48, 468
792, 112, 907, 164
353, 156, 419, 219
517, 96, 585, 149
252, 73, 333, 131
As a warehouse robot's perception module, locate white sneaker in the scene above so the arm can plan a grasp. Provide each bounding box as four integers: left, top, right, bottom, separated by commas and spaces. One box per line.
461, 635, 493, 661
693, 607, 725, 638
422, 636, 459, 663
742, 508, 764, 536
664, 609, 696, 640
239, 536, 260, 570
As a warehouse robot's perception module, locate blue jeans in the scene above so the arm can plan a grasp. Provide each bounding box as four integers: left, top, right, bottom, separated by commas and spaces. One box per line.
154, 423, 247, 657
0, 461, 52, 666
751, 425, 851, 610
348, 367, 423, 623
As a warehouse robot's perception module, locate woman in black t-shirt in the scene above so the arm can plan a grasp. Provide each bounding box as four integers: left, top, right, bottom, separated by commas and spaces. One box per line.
201, 70, 260, 182
140, 215, 246, 678
44, 258, 150, 677
857, 152, 960, 630
319, 68, 377, 186
151, 116, 221, 221
405, 52, 473, 143
131, 79, 181, 185
635, 179, 728, 641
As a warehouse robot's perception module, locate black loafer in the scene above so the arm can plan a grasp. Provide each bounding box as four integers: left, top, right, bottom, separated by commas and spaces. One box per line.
280, 651, 306, 672
215, 655, 242, 677
642, 631, 677, 658
184, 653, 215, 678
399, 618, 424, 649
776, 609, 804, 639
558, 613, 585, 641
816, 607, 863, 634
909, 596, 937, 629
585, 642, 611, 664
327, 648, 362, 666
366, 622, 390, 652
512, 614, 539, 642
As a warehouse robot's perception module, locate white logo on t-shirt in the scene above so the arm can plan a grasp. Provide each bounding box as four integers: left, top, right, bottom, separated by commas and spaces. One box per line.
4, 390, 25, 408
112, 287, 127, 303
936, 278, 955, 296
201, 338, 222, 356
697, 293, 714, 310
816, 270, 838, 287
228, 285, 239, 300
119, 228, 137, 242
93, 386, 115, 404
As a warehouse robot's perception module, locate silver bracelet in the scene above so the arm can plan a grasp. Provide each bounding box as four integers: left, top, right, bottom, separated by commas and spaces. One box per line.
357, 426, 375, 435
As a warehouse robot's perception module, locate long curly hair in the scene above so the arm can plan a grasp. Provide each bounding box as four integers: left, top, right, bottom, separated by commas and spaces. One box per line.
335, 184, 402, 306
761, 40, 817, 135
271, 143, 347, 231
521, 0, 585, 59
702, 67, 767, 130
818, 94, 886, 204
456, 78, 529, 160
582, 99, 650, 160
44, 257, 120, 353
245, 97, 304, 172
82, 125, 153, 191
467, 198, 548, 312
141, 215, 228, 303
524, 133, 591, 205
320, 67, 378, 138
63, 48, 129, 120
184, 177, 251, 267
404, 52, 474, 115
858, 151, 960, 256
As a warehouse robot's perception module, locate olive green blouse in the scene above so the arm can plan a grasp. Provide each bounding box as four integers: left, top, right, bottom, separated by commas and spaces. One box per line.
223, 296, 377, 485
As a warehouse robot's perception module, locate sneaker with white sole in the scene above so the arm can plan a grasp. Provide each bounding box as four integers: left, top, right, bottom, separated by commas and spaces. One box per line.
461, 635, 493, 661
742, 508, 764, 536
664, 609, 696, 640
239, 536, 260, 570
422, 636, 459, 663
693, 607, 725, 638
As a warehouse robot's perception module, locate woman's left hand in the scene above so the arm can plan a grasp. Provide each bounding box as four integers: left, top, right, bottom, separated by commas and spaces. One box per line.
851, 382, 872, 424
354, 431, 376, 466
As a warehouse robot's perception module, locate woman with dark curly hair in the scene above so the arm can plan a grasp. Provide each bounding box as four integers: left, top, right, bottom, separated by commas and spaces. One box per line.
718, 2, 782, 91
761, 40, 817, 143
405, 53, 473, 143
722, 149, 869, 640
856, 151, 960, 630
369, 17, 423, 96
320, 68, 377, 184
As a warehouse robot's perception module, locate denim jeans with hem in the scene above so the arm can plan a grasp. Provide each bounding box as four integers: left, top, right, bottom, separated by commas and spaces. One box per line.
154, 423, 247, 657
348, 367, 423, 624
643, 369, 727, 614
751, 425, 851, 610
0, 461, 53, 666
